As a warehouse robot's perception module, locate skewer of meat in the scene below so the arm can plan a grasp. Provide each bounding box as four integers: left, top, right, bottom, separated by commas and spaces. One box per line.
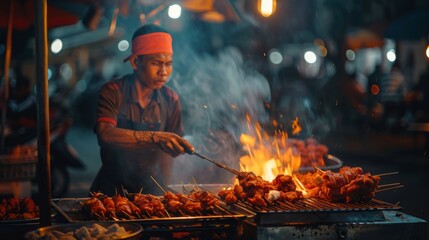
218, 189, 238, 205
163, 191, 185, 215
175, 192, 205, 215
132, 193, 168, 218
20, 197, 38, 219
92, 192, 118, 220
340, 174, 380, 203
6, 198, 20, 214
162, 191, 204, 216
297, 166, 381, 203
112, 194, 141, 219
2, 198, 20, 220
81, 197, 107, 220
189, 190, 220, 211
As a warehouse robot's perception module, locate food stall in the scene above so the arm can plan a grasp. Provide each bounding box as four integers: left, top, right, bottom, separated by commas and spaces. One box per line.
1, 1, 428, 239
1, 134, 427, 239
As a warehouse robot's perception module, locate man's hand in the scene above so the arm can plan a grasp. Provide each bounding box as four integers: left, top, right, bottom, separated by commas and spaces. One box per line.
152, 132, 194, 157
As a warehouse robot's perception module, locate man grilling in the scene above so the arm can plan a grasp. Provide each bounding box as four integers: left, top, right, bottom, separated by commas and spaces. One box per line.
90, 24, 194, 195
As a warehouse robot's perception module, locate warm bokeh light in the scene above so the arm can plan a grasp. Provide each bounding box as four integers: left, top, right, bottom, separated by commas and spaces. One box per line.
319, 45, 328, 57
426, 45, 429, 59
168, 4, 182, 19
370, 84, 380, 95
258, 0, 277, 17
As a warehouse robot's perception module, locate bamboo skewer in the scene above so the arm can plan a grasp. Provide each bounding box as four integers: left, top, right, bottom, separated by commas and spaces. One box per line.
164, 209, 171, 218
313, 166, 325, 173
192, 177, 200, 191
95, 213, 103, 220
181, 181, 191, 194
215, 205, 228, 215
379, 183, 402, 188
123, 212, 135, 219
374, 172, 399, 177
376, 185, 404, 193
150, 176, 167, 194
178, 209, 186, 216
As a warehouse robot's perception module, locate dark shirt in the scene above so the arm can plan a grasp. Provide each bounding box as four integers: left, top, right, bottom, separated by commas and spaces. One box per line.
90, 74, 183, 195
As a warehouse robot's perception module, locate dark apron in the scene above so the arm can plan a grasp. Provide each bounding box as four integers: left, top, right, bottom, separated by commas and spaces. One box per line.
90, 83, 169, 196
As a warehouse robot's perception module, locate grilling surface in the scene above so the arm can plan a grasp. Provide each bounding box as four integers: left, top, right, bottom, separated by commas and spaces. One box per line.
51, 198, 248, 224
234, 197, 401, 212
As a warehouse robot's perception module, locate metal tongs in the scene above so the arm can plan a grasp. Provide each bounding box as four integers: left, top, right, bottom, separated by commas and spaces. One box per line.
190, 151, 242, 176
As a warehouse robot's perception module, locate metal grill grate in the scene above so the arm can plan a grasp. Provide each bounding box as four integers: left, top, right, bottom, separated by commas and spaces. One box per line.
232, 198, 402, 225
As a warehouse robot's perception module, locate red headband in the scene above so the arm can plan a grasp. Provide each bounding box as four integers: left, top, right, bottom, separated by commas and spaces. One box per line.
123, 32, 173, 62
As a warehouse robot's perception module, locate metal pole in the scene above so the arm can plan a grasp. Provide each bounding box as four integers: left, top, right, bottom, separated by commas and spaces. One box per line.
35, 0, 51, 227
0, 0, 14, 154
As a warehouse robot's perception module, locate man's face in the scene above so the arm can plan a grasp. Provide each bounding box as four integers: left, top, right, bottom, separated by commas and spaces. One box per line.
131, 53, 173, 89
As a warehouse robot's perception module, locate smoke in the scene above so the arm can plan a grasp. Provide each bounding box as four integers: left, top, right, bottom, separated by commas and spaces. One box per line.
168, 46, 271, 184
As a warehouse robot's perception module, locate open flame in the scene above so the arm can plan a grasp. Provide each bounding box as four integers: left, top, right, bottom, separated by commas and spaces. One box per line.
239, 115, 307, 192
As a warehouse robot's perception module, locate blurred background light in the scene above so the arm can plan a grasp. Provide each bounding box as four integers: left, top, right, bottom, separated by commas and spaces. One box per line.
269, 49, 283, 64
117, 40, 129, 52
346, 49, 356, 61
48, 68, 53, 80
59, 63, 73, 82
258, 0, 276, 17
386, 49, 396, 62
319, 45, 328, 57
304, 50, 317, 64
168, 4, 182, 19
426, 45, 429, 59
51, 39, 63, 54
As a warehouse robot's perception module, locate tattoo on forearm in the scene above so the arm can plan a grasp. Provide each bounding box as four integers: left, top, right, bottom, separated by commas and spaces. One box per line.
134, 131, 155, 143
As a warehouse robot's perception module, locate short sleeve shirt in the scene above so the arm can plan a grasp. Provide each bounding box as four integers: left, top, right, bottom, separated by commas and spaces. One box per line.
91, 74, 183, 195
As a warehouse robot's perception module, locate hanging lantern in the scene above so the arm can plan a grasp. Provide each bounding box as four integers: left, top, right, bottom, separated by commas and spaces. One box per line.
257, 0, 276, 17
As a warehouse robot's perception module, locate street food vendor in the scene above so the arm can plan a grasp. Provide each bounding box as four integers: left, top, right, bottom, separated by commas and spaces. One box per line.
90, 24, 194, 196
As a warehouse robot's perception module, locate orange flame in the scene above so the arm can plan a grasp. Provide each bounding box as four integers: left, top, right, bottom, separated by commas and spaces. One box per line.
239, 115, 306, 193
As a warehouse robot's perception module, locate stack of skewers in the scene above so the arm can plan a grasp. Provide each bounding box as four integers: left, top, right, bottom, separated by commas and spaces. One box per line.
80, 188, 222, 221
218, 166, 402, 208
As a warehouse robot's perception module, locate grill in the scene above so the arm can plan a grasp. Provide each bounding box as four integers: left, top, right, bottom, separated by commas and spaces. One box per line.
175, 184, 428, 240
233, 198, 401, 225
234, 197, 427, 240
51, 197, 248, 239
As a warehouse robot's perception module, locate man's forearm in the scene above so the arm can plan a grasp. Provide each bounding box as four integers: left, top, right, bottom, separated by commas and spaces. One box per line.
97, 123, 155, 148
